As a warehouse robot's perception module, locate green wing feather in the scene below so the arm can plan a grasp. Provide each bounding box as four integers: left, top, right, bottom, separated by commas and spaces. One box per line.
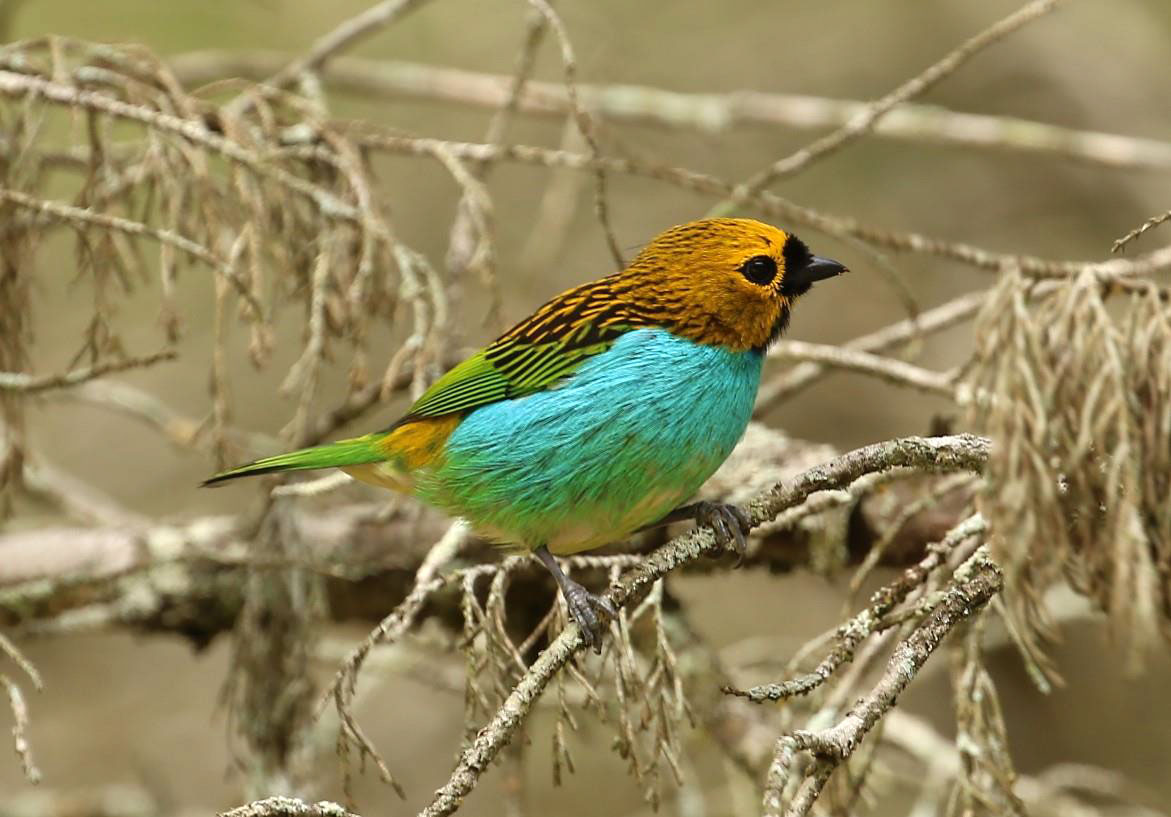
400, 321, 625, 421
202, 433, 384, 486
399, 271, 648, 421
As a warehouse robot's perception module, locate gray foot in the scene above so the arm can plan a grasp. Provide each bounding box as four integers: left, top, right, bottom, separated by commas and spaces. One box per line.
534, 545, 617, 653
562, 577, 616, 654
693, 501, 751, 564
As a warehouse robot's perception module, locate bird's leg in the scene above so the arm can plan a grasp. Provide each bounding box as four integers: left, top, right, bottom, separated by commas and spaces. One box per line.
534, 545, 616, 653
642, 500, 751, 564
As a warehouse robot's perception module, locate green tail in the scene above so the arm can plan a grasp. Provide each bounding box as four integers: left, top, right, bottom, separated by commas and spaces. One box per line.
202, 434, 385, 486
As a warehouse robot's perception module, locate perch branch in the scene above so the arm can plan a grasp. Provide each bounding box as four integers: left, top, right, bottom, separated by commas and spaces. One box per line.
417, 434, 989, 817
2, 426, 958, 637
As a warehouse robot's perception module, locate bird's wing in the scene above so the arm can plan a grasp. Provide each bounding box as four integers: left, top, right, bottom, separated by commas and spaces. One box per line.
400, 273, 659, 421
401, 320, 627, 421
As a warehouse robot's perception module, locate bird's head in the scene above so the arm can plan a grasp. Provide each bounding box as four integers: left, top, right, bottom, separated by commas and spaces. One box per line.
621, 218, 847, 353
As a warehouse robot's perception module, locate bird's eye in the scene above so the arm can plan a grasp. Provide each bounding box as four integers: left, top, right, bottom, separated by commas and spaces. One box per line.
741, 255, 777, 286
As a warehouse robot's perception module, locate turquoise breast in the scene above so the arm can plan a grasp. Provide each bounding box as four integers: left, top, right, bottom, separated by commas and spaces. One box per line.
415, 328, 763, 554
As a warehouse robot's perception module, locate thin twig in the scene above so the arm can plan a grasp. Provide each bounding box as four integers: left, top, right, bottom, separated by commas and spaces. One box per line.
725, 514, 986, 703
327, 521, 472, 709
320, 521, 472, 798
757, 289, 988, 412
847, 473, 979, 600
224, 0, 434, 118
1113, 209, 1171, 253
709, 0, 1063, 215
0, 348, 176, 394
0, 70, 360, 222
0, 631, 42, 691
444, 8, 545, 322
524, 0, 624, 269
1, 626, 42, 784
1, 675, 40, 784
353, 132, 1171, 279
768, 340, 959, 401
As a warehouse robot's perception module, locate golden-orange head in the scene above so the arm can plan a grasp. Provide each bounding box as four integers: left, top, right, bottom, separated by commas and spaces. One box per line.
608, 218, 847, 352
494, 218, 846, 356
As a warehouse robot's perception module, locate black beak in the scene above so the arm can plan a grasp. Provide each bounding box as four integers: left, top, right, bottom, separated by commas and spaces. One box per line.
806, 255, 848, 282
780, 255, 848, 297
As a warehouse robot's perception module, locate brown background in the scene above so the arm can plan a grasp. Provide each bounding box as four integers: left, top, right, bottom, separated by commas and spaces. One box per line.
3, 0, 1171, 814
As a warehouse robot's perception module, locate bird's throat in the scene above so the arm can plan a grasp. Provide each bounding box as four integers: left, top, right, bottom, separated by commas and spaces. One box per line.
756, 303, 792, 354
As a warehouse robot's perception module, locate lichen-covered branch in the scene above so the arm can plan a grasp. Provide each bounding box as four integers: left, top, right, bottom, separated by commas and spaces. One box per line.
417, 434, 989, 817
218, 796, 357, 817
0, 427, 972, 640
725, 514, 986, 703
762, 550, 1004, 817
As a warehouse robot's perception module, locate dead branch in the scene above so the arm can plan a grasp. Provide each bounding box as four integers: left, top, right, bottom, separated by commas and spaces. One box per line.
166, 52, 1171, 172
0, 70, 361, 221
524, 0, 624, 269
351, 132, 1171, 278
768, 340, 959, 401
1, 674, 39, 784
0, 187, 260, 316
0, 348, 176, 393
725, 514, 986, 703
248, 0, 434, 96
1, 629, 42, 784
1114, 209, 1171, 253
757, 289, 987, 411
762, 550, 1003, 817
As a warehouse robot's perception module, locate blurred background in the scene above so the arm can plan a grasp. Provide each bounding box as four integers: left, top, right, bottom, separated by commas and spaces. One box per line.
2, 0, 1171, 814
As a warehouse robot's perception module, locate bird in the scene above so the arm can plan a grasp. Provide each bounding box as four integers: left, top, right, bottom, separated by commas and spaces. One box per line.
204, 218, 846, 649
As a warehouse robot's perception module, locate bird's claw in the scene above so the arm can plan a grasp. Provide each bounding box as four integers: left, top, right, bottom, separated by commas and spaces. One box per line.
694, 501, 751, 566
562, 578, 616, 654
